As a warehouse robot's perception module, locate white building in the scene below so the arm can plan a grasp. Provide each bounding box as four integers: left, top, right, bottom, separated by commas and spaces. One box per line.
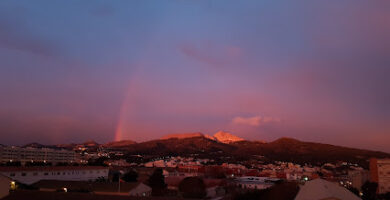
0, 166, 109, 184
0, 146, 76, 165
234, 176, 278, 190
144, 160, 166, 168
370, 158, 390, 194
347, 169, 368, 190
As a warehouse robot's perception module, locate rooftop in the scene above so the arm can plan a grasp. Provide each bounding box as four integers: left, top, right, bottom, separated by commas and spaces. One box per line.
294, 178, 361, 200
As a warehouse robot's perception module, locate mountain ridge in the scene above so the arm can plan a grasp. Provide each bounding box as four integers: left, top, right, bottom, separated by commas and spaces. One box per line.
116, 135, 390, 168
17, 133, 390, 167
160, 131, 245, 144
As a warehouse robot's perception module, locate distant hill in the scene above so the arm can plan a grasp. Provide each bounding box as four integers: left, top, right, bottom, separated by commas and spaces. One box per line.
82, 140, 99, 147
161, 131, 244, 144
161, 132, 207, 140
103, 140, 136, 148
22, 142, 47, 148
229, 137, 390, 167
124, 136, 235, 157
22, 143, 58, 149
19, 133, 390, 167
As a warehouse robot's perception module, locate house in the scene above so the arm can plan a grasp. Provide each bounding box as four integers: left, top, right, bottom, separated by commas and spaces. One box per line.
129, 183, 152, 197
204, 179, 225, 198
294, 178, 361, 200
348, 169, 369, 190
234, 176, 278, 190
370, 158, 390, 194
0, 174, 12, 199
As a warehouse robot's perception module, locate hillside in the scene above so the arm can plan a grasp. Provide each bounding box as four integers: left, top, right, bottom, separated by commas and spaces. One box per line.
230, 138, 390, 167
20, 133, 390, 167
103, 140, 137, 148
118, 136, 390, 167
124, 136, 236, 157
213, 131, 244, 143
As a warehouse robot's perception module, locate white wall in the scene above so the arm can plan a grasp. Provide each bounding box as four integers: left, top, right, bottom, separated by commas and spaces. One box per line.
0, 168, 109, 184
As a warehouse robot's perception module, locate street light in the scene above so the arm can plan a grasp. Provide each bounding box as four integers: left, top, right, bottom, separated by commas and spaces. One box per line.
10, 181, 16, 190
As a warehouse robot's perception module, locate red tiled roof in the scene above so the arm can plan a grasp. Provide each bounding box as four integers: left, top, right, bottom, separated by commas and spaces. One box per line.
0, 166, 108, 172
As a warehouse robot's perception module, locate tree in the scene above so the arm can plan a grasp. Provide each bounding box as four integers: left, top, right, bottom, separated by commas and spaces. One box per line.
179, 177, 207, 198
122, 170, 138, 182
361, 181, 378, 200
87, 157, 108, 166
347, 187, 360, 197
95, 176, 107, 182
147, 168, 166, 196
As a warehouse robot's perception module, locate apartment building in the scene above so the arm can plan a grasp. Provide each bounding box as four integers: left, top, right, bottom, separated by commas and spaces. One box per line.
0, 146, 76, 165
370, 158, 390, 194
0, 166, 109, 184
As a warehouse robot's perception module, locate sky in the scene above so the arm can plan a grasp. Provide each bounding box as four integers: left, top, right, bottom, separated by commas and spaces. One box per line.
0, 0, 389, 152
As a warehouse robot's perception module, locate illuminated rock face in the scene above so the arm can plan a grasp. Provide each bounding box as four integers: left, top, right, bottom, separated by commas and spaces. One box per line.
160, 132, 205, 140
160, 131, 245, 144
213, 131, 244, 144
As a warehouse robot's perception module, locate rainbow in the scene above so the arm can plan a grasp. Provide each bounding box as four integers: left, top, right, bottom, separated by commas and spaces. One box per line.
114, 75, 140, 141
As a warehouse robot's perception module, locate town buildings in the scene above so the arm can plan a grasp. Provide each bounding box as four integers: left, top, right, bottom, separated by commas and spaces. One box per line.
0, 146, 76, 165
370, 158, 390, 194
234, 176, 278, 190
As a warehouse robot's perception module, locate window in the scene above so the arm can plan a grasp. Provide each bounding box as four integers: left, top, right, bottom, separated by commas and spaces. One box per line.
21, 173, 26, 176
33, 172, 38, 176
10, 173, 15, 177
44, 172, 48, 176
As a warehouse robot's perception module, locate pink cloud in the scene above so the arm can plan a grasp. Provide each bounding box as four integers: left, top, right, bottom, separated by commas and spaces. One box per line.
232, 115, 280, 127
